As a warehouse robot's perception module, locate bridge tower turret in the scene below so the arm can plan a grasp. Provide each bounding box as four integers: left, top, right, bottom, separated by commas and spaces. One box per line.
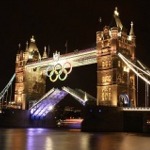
14, 36, 46, 110
96, 7, 136, 107
14, 44, 26, 109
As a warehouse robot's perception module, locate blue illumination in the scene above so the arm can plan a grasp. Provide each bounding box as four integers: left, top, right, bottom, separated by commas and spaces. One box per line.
30, 88, 68, 120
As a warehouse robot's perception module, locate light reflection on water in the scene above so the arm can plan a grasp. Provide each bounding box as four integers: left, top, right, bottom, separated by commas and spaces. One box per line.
0, 128, 150, 150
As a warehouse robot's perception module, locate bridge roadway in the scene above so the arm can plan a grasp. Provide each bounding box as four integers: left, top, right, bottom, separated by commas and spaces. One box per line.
25, 48, 97, 70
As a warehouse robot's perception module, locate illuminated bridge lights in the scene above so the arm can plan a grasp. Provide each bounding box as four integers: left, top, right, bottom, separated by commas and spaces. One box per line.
30, 88, 68, 119
76, 89, 96, 102
30, 88, 55, 114
46, 62, 72, 82
123, 107, 150, 111
35, 104, 54, 118
118, 53, 150, 85
119, 53, 150, 77
62, 86, 88, 106
29, 85, 97, 120
0, 73, 15, 100
25, 48, 97, 70
30, 86, 95, 119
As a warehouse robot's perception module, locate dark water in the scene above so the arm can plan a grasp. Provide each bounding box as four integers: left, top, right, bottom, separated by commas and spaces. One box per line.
0, 128, 150, 150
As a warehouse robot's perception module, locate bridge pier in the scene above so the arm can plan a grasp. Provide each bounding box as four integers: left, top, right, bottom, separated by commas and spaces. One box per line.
0, 109, 57, 128
81, 106, 150, 133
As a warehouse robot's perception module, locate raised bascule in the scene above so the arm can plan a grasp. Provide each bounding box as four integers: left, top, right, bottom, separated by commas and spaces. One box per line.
1, 7, 150, 132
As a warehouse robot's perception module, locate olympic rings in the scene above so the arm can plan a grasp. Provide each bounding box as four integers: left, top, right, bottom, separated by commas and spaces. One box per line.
46, 62, 72, 82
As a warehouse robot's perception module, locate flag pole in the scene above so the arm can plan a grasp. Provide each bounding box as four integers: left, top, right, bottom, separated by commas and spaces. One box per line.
48, 45, 50, 57
65, 40, 68, 54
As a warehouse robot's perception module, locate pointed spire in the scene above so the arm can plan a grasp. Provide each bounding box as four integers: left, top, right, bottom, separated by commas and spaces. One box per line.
28, 35, 38, 52
28, 35, 41, 61
84, 92, 88, 102
65, 40, 68, 53
129, 21, 135, 36
128, 21, 136, 41
113, 7, 123, 30
42, 46, 48, 59
114, 7, 119, 17
30, 35, 35, 43
48, 45, 50, 57
17, 43, 21, 54
18, 43, 21, 50
25, 41, 28, 51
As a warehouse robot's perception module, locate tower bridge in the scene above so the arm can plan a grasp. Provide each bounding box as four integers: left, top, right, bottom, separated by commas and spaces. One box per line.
0, 7, 150, 126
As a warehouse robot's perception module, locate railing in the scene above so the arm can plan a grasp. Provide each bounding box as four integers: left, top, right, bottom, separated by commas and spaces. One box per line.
122, 107, 150, 111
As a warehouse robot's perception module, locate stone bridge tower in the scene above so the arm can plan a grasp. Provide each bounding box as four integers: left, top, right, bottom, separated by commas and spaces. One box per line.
96, 8, 136, 107
14, 36, 48, 110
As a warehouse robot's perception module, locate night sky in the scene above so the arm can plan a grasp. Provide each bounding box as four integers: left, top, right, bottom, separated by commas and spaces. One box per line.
0, 0, 150, 101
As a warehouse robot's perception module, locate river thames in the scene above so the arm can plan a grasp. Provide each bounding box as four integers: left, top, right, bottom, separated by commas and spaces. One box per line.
0, 128, 150, 150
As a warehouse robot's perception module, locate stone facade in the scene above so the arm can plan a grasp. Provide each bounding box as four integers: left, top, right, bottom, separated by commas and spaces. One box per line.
97, 8, 136, 107
14, 36, 48, 110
